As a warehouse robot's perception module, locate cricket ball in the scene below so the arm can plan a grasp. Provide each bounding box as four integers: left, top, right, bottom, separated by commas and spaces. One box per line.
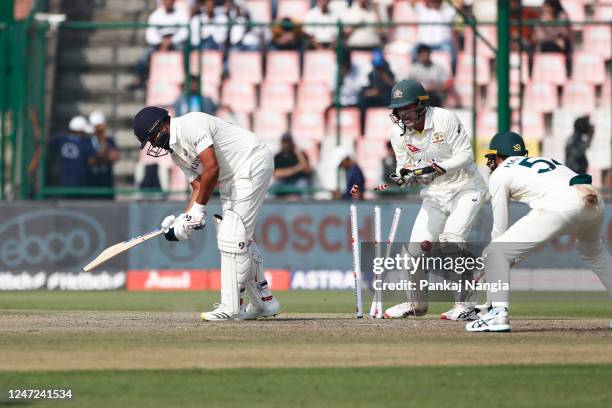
420, 240, 432, 252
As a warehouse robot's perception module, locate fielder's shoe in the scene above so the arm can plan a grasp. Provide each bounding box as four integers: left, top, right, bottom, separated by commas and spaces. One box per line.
200, 304, 236, 321
465, 307, 511, 332
384, 302, 427, 319
243, 297, 281, 320
440, 303, 479, 321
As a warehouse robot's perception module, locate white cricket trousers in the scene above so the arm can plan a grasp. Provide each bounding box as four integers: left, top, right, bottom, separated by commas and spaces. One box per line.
485, 185, 612, 306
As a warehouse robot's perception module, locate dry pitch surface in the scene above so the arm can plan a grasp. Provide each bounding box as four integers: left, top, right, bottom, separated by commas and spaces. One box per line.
1, 311, 611, 371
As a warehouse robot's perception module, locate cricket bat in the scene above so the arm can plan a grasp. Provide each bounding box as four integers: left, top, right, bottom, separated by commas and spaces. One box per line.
83, 229, 163, 272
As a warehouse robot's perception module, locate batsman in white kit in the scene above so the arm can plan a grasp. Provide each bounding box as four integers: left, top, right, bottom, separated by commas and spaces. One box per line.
384, 79, 488, 320
466, 131, 612, 332
132, 107, 280, 321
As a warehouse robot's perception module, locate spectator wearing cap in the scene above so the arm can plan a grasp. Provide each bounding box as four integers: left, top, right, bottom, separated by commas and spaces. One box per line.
565, 116, 594, 175
411, 0, 457, 74
409, 44, 455, 107
86, 111, 120, 199
131, 0, 189, 89
270, 17, 308, 51
333, 146, 365, 200
50, 116, 95, 195
272, 133, 312, 198
303, 0, 340, 50
357, 48, 395, 133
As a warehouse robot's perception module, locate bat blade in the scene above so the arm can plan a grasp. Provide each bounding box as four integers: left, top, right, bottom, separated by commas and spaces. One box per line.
83, 229, 163, 272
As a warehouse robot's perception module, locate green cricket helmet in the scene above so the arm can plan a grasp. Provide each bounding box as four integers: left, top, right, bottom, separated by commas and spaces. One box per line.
388, 80, 429, 134
485, 131, 528, 159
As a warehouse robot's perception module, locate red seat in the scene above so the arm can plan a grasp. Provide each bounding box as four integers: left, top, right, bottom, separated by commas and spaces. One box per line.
364, 108, 393, 140
276, 0, 310, 20
486, 82, 520, 110
562, 81, 596, 114
245, 0, 271, 23
260, 82, 295, 113
515, 110, 545, 141
582, 26, 611, 60
291, 109, 325, 142
430, 51, 452, 77
524, 82, 558, 113
253, 109, 288, 141
572, 52, 606, 85
221, 80, 257, 113
189, 50, 224, 85
296, 81, 332, 110
303, 50, 335, 85
463, 26, 497, 60
228, 51, 262, 84
326, 107, 361, 139
149, 51, 185, 85
146, 82, 182, 106
531, 53, 567, 85
266, 51, 300, 83
455, 52, 490, 86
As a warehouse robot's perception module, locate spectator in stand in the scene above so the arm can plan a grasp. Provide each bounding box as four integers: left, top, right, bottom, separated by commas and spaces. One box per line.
173, 75, 218, 116
333, 146, 365, 200
412, 0, 457, 74
409, 44, 456, 107
223, 0, 267, 51
270, 17, 308, 51
565, 115, 594, 175
50, 116, 94, 196
303, 0, 340, 49
341, 0, 383, 50
131, 0, 189, 89
331, 51, 366, 108
534, 0, 573, 74
190, 0, 229, 50
357, 48, 395, 133
86, 111, 120, 199
272, 133, 313, 198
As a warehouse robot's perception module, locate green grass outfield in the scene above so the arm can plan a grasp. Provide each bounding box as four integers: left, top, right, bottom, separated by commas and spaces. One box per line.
1, 290, 611, 318
0, 365, 611, 408
1, 290, 611, 407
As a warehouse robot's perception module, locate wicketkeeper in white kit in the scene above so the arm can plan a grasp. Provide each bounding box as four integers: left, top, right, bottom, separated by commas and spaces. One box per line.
132, 106, 280, 321
466, 131, 612, 332
384, 79, 488, 320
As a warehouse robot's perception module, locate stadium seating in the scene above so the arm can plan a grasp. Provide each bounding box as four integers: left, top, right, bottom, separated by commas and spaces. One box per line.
201, 80, 220, 103
260, 81, 296, 112
430, 50, 452, 77
384, 48, 411, 80
276, 0, 311, 20
391, 1, 418, 43
245, 0, 271, 22
357, 138, 386, 187
582, 26, 611, 60
296, 81, 332, 110
149, 51, 185, 85
228, 51, 262, 84
189, 50, 224, 85
516, 110, 546, 141
572, 52, 606, 85
531, 53, 567, 85
266, 51, 301, 83
560, 0, 586, 24
146, 82, 182, 107
303, 50, 336, 85
253, 109, 289, 143
463, 25, 497, 60
364, 108, 394, 140
221, 80, 257, 113
326, 107, 361, 140
562, 81, 596, 113
524, 82, 558, 113
455, 52, 491, 86
291, 109, 325, 142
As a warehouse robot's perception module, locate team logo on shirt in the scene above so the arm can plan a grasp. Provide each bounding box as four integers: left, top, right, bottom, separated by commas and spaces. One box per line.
431, 132, 445, 145
406, 144, 420, 153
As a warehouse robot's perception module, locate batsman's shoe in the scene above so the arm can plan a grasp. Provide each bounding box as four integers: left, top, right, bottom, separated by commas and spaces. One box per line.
243, 297, 281, 320
200, 304, 236, 321
465, 307, 511, 332
440, 303, 479, 321
384, 302, 427, 319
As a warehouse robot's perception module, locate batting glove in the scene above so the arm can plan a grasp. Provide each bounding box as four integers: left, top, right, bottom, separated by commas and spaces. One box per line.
185, 203, 206, 230
160, 215, 176, 233
171, 215, 193, 241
